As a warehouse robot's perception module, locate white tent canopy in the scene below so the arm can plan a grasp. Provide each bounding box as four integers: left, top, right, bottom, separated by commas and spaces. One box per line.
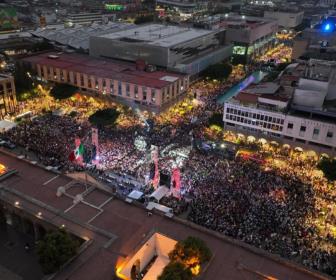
149, 186, 169, 202
146, 202, 173, 215
0, 120, 16, 132
128, 190, 143, 200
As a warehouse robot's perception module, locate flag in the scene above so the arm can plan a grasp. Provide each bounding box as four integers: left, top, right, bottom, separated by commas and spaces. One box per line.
75, 143, 85, 159
68, 151, 76, 162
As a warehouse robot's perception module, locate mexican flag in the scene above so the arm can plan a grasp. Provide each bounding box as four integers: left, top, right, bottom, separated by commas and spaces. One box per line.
75, 144, 85, 159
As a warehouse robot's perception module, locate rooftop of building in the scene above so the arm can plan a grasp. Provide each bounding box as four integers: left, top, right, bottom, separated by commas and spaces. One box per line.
194, 13, 276, 29
96, 23, 215, 47
22, 52, 186, 89
31, 22, 134, 50
233, 82, 291, 106
0, 151, 326, 280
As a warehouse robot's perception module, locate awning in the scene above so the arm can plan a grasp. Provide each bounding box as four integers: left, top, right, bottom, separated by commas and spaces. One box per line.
128, 190, 143, 200
0, 120, 16, 132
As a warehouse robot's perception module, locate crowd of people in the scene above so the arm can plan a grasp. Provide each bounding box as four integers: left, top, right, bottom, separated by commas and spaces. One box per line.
186, 150, 336, 276
3, 57, 336, 277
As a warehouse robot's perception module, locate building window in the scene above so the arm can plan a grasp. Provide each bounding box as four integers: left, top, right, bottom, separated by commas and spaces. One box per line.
118, 81, 122, 95
110, 80, 114, 94
327, 131, 333, 138
151, 89, 155, 103
126, 84, 130, 97
287, 123, 293, 129
142, 87, 147, 101
134, 85, 138, 99
313, 128, 319, 136
300, 126, 306, 132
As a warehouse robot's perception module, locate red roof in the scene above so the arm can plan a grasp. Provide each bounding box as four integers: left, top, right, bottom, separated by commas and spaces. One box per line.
22, 52, 186, 89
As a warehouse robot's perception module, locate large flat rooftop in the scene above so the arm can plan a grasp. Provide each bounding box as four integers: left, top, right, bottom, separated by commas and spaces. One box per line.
22, 52, 185, 89
0, 151, 329, 280
31, 22, 134, 50
97, 24, 215, 47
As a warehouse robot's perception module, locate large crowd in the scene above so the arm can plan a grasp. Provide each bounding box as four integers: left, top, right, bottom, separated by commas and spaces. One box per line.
2, 59, 336, 277
186, 150, 336, 276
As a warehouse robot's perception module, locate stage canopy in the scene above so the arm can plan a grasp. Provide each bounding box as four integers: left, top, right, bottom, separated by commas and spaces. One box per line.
149, 186, 169, 202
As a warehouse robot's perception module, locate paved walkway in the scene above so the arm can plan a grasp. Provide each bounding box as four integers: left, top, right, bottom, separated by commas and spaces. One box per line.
0, 226, 43, 280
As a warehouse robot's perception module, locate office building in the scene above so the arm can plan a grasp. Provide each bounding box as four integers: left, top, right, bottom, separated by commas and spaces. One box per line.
193, 14, 278, 64
90, 23, 232, 76
223, 61, 336, 154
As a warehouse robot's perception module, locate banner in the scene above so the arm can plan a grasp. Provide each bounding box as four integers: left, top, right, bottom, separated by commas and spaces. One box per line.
171, 167, 181, 199
91, 128, 99, 163
151, 145, 160, 189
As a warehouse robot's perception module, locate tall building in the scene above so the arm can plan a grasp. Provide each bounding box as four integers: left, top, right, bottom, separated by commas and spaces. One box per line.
0, 75, 17, 119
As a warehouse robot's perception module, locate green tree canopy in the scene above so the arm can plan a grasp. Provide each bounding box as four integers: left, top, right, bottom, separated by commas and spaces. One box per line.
203, 63, 232, 81
208, 112, 224, 127
37, 229, 80, 274
50, 84, 77, 100
158, 262, 192, 280
13, 62, 35, 94
134, 14, 154, 24
88, 108, 120, 127
169, 236, 212, 267
317, 158, 336, 181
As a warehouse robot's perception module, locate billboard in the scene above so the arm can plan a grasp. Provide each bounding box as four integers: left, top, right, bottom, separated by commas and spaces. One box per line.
0, 7, 18, 31
105, 4, 125, 11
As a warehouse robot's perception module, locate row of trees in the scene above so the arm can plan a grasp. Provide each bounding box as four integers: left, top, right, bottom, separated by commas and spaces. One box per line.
159, 236, 212, 280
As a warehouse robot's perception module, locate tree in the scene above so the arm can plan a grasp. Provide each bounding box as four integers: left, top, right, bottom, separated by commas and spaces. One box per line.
170, 236, 212, 264
208, 113, 224, 127
134, 14, 154, 24
169, 236, 212, 274
203, 63, 232, 81
317, 158, 336, 181
13, 62, 35, 94
37, 229, 80, 274
88, 108, 120, 127
50, 84, 78, 100
158, 262, 192, 280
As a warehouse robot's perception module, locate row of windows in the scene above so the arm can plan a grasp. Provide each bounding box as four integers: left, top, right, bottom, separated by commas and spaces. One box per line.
287, 122, 334, 139
226, 114, 283, 131
40, 66, 189, 106
226, 107, 284, 125
41, 66, 158, 102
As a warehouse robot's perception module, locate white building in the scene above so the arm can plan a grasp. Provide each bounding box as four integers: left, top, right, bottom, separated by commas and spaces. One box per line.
223, 62, 336, 154
117, 232, 177, 280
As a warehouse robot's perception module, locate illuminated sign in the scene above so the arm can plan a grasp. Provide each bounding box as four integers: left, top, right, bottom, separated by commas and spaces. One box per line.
105, 4, 125, 11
